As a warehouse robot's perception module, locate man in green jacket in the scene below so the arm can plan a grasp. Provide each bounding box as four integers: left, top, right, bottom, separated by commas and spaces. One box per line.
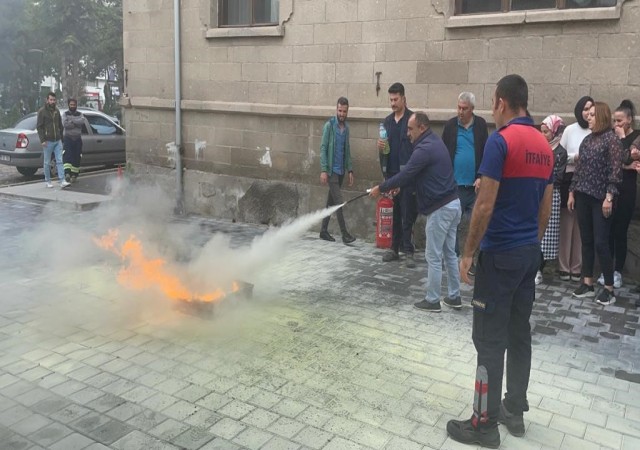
319, 97, 355, 244
36, 92, 70, 188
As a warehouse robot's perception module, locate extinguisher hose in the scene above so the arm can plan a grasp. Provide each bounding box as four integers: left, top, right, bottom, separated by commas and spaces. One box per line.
342, 189, 372, 206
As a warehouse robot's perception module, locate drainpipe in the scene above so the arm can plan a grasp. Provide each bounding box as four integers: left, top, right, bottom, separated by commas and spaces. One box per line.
174, 0, 184, 215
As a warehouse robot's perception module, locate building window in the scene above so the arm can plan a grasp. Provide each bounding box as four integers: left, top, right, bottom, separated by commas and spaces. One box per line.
455, 0, 617, 14
219, 0, 279, 27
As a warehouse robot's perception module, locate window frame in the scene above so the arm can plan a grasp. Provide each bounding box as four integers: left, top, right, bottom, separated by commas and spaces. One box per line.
206, 0, 291, 39
454, 0, 615, 15
446, 0, 622, 28
218, 0, 278, 28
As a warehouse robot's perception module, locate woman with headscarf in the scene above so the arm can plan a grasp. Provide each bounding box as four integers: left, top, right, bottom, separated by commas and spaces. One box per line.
568, 101, 623, 306
558, 96, 594, 282
536, 115, 567, 285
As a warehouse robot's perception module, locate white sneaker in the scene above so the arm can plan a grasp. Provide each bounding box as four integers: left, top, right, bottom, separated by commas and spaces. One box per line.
46, 182, 54, 188
614, 271, 622, 289
597, 273, 604, 286
60, 180, 71, 188
535, 271, 543, 285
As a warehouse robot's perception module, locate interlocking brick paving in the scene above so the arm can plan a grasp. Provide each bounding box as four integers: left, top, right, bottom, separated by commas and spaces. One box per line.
0, 197, 639, 449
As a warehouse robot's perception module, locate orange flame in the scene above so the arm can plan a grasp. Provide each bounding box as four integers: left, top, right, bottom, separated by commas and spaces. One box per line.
94, 229, 239, 303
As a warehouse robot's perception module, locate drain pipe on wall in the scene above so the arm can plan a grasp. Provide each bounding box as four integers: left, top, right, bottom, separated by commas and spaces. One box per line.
174, 0, 185, 215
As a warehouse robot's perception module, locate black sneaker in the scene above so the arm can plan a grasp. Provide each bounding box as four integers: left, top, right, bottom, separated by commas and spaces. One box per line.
64, 173, 71, 183
319, 231, 335, 242
558, 271, 570, 281
446, 418, 500, 449
570, 273, 582, 283
596, 289, 616, 306
443, 296, 462, 309
572, 283, 595, 298
414, 300, 441, 312
405, 253, 416, 268
341, 232, 355, 244
498, 401, 525, 437
382, 250, 399, 262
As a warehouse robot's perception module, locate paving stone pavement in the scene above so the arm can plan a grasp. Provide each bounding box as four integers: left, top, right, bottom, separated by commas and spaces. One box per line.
0, 196, 639, 450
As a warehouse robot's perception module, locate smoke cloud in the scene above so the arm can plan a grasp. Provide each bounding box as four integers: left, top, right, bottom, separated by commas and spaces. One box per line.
16, 176, 345, 331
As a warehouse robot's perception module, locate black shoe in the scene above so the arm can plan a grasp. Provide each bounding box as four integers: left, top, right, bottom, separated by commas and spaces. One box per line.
572, 283, 595, 298
64, 173, 71, 183
414, 300, 441, 312
70, 175, 77, 183
405, 253, 416, 268
558, 271, 570, 281
446, 418, 500, 449
341, 232, 355, 244
498, 401, 525, 437
319, 231, 335, 242
467, 263, 476, 277
596, 288, 616, 306
382, 250, 399, 262
570, 273, 581, 283
443, 296, 462, 309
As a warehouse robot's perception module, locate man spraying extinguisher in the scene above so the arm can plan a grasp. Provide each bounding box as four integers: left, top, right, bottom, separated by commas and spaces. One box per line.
369, 111, 461, 313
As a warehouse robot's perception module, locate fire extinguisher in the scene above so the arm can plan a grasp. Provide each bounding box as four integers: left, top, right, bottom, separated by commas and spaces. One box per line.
376, 194, 394, 249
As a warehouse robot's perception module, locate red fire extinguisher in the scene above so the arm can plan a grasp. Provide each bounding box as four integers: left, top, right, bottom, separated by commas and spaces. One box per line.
376, 194, 394, 249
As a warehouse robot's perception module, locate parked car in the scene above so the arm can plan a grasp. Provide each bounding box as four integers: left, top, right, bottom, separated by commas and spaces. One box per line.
0, 108, 125, 176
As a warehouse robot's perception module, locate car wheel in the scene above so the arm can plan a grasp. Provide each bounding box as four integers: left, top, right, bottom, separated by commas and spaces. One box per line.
16, 167, 38, 177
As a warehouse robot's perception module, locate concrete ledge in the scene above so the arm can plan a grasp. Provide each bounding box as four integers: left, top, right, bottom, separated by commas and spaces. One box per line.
445, 5, 620, 28
128, 96, 500, 123
0, 177, 113, 211
205, 25, 284, 39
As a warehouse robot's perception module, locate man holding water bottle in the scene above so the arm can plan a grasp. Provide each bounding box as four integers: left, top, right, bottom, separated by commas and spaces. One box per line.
378, 83, 418, 267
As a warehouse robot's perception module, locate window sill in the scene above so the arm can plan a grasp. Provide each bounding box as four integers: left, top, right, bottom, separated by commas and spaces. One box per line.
445, 5, 620, 28
205, 25, 283, 39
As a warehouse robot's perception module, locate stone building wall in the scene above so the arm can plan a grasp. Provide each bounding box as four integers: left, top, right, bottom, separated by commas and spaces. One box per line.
121, 0, 640, 238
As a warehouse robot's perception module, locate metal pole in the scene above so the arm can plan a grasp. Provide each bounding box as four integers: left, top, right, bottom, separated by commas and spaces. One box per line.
174, 0, 184, 215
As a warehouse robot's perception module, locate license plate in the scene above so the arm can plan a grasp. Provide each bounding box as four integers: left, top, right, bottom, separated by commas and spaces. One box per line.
0, 155, 10, 162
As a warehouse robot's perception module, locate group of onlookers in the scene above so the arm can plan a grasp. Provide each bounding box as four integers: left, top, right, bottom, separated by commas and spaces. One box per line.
319, 85, 640, 308
548, 97, 640, 306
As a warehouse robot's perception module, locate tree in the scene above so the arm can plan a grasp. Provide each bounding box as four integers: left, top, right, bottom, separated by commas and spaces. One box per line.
0, 0, 31, 123
0, 0, 123, 122
26, 0, 100, 100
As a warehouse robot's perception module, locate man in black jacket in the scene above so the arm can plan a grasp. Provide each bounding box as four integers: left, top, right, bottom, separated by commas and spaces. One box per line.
36, 92, 70, 189
377, 83, 418, 267
442, 92, 489, 272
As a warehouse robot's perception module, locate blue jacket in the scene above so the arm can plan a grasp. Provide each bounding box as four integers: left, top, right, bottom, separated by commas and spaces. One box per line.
379, 129, 458, 216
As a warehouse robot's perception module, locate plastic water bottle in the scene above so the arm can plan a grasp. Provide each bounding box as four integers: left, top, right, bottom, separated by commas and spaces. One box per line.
379, 123, 389, 177
379, 123, 390, 155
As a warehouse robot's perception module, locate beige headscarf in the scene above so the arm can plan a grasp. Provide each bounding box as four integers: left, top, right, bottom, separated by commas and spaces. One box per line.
542, 115, 565, 150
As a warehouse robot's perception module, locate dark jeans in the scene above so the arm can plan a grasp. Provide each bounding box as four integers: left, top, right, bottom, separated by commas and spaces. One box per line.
321, 173, 347, 233
609, 173, 637, 272
456, 185, 476, 256
391, 186, 418, 254
472, 244, 540, 425
63, 136, 82, 176
575, 192, 614, 285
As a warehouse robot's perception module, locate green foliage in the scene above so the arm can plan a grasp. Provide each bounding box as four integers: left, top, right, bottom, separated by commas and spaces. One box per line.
0, 0, 123, 117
